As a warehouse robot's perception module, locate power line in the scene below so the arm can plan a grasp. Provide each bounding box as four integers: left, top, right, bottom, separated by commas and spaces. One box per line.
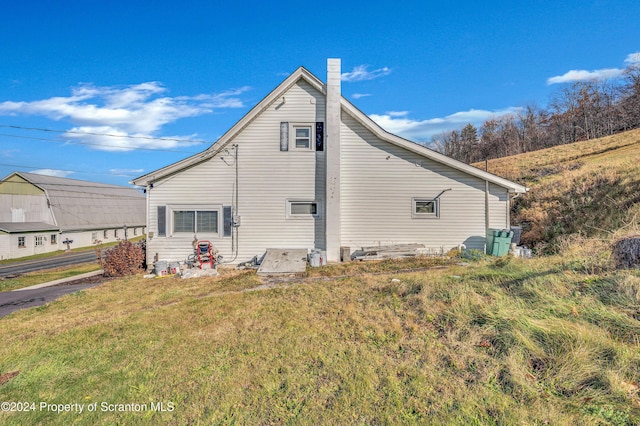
0, 163, 142, 178
0, 124, 215, 146
0, 132, 206, 154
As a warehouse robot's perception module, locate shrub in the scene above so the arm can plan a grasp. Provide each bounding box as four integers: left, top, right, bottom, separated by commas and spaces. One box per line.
102, 240, 145, 277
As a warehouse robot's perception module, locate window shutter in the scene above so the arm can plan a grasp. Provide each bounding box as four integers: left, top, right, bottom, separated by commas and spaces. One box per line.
316, 122, 324, 151
157, 206, 166, 237
223, 206, 232, 237
280, 122, 289, 151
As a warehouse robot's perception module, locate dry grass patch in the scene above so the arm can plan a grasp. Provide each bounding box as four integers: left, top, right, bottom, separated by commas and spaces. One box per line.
472, 128, 640, 252
0, 257, 639, 425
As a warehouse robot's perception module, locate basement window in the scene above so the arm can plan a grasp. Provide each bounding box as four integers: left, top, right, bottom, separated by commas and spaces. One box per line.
287, 200, 319, 218
412, 198, 439, 218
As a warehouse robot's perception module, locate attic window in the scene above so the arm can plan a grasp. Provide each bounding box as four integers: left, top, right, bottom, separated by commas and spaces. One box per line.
294, 126, 311, 149
280, 122, 323, 151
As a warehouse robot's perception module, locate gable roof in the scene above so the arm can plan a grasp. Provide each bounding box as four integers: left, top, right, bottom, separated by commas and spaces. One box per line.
132, 66, 527, 194
2, 172, 146, 231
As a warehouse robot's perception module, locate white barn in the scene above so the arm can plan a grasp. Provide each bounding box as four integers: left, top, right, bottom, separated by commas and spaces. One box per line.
132, 59, 527, 266
0, 172, 146, 260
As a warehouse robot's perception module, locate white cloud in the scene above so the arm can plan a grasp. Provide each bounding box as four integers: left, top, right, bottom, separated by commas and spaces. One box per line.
546, 51, 640, 85
370, 107, 522, 142
0, 82, 249, 151
625, 52, 640, 65
341, 65, 391, 82
351, 93, 372, 99
546, 68, 624, 85
386, 111, 409, 117
31, 169, 75, 178
109, 168, 145, 177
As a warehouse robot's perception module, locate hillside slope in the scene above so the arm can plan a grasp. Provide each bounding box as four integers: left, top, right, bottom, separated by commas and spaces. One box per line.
474, 128, 640, 251
1, 257, 639, 424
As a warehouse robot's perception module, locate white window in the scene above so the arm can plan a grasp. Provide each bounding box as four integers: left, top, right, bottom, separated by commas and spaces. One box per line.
412, 198, 439, 218
18, 236, 25, 248
35, 236, 44, 246
291, 124, 313, 151
91, 232, 98, 242
287, 200, 319, 218
172, 208, 220, 234
115, 229, 119, 239
104, 230, 109, 239
51, 234, 57, 245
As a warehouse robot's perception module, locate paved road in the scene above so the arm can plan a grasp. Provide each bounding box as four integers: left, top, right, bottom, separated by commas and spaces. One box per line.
0, 251, 99, 277
0, 281, 103, 318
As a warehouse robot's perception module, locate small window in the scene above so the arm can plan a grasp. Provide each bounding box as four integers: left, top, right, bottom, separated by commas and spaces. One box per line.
103, 230, 109, 239
412, 198, 439, 218
133, 228, 138, 236
295, 126, 311, 149
91, 232, 98, 242
115, 229, 119, 239
35, 236, 44, 246
51, 234, 57, 244
18, 236, 25, 248
289, 124, 314, 151
288, 201, 319, 218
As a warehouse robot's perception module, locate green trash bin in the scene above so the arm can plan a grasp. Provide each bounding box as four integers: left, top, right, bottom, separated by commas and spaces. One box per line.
486, 229, 514, 256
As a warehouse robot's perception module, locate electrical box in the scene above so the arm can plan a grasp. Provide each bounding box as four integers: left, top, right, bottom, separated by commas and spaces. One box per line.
232, 216, 241, 227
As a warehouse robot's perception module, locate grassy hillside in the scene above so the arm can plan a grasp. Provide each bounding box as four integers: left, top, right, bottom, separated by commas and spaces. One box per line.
474, 128, 640, 252
1, 256, 639, 425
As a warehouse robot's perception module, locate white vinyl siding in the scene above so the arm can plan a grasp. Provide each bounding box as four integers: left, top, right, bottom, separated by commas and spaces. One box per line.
145, 79, 326, 264
340, 112, 507, 252
143, 78, 514, 264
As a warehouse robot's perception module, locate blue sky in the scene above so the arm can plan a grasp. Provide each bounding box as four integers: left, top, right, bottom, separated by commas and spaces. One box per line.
1, 0, 639, 186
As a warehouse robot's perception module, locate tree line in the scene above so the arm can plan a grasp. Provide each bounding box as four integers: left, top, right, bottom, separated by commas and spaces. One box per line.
432, 65, 640, 164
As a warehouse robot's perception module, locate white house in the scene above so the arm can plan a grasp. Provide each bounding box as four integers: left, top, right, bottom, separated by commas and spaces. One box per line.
132, 59, 527, 266
0, 172, 146, 259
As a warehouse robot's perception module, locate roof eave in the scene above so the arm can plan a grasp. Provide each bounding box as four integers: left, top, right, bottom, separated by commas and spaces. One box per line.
132, 67, 325, 186
339, 99, 528, 193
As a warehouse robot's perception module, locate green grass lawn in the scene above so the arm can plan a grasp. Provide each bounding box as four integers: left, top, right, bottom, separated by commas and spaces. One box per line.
0, 263, 103, 292
1, 255, 639, 425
